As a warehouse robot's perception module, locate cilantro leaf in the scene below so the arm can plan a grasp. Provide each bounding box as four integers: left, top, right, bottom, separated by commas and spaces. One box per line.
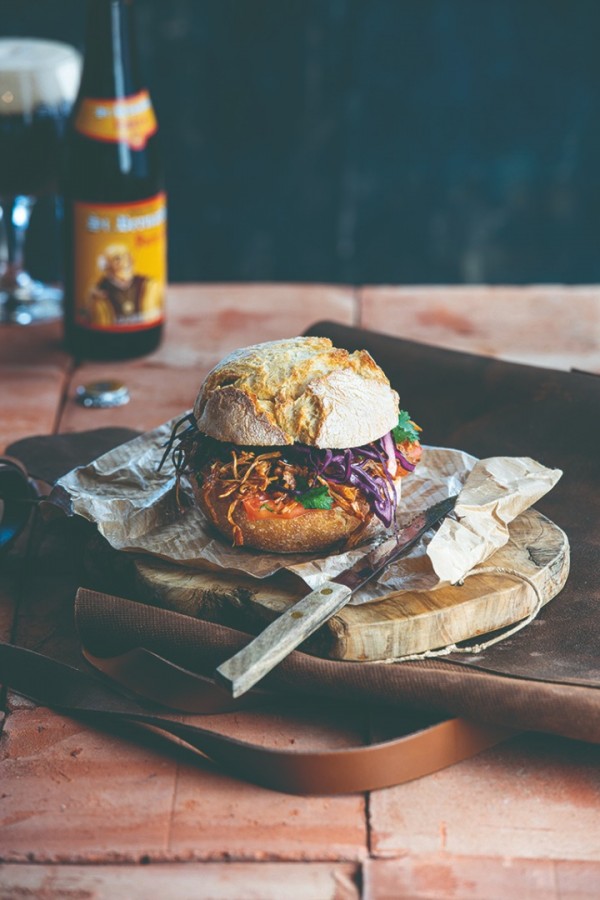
297, 484, 334, 510
392, 410, 421, 444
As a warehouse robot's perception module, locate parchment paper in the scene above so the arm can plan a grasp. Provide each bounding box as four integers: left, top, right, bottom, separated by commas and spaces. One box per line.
54, 414, 562, 605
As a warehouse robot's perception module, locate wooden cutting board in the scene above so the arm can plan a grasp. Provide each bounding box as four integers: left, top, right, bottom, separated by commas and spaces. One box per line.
130, 508, 569, 661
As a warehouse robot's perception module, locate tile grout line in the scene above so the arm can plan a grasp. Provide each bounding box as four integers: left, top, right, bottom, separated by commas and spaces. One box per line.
52, 356, 79, 435
164, 759, 180, 856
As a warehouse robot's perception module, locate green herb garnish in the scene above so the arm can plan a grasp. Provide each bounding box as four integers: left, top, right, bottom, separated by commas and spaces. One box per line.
297, 484, 334, 510
392, 410, 421, 444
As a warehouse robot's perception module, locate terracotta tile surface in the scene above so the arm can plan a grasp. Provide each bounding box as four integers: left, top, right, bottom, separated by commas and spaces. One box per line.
167, 764, 366, 862
0, 320, 67, 368
368, 732, 600, 861
168, 700, 367, 861
0, 862, 361, 899
360, 285, 600, 372
0, 366, 67, 451
59, 361, 206, 434
364, 855, 600, 899
0, 707, 177, 862
0, 703, 367, 862
157, 283, 357, 366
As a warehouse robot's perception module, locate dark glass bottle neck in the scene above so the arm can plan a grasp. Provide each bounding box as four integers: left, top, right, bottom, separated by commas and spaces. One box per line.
78, 0, 143, 99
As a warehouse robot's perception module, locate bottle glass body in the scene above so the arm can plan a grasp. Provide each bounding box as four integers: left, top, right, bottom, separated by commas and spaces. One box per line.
63, 0, 166, 360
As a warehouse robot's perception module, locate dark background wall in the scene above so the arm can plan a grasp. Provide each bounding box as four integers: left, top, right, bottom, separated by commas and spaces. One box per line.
4, 0, 600, 284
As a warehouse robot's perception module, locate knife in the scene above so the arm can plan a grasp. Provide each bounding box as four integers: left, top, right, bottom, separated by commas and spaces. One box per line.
215, 494, 457, 698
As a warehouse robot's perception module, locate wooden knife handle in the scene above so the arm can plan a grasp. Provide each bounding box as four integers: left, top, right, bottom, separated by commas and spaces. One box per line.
215, 581, 353, 698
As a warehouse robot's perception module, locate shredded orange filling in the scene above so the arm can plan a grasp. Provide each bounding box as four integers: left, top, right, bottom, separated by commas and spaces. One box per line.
200, 449, 373, 545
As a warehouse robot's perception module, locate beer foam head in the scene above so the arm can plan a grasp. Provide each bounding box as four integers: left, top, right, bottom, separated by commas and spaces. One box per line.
0, 39, 81, 115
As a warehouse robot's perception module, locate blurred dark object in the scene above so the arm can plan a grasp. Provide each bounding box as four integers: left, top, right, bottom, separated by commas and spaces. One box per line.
4, 0, 600, 285
0, 38, 80, 323
0, 456, 38, 552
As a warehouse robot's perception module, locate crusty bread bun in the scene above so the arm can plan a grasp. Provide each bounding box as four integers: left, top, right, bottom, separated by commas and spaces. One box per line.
194, 473, 402, 553
194, 336, 399, 449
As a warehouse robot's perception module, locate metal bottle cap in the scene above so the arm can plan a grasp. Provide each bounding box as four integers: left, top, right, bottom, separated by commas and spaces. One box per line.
75, 379, 131, 409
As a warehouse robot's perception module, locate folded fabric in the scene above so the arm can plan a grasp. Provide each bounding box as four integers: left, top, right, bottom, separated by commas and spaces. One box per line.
74, 588, 600, 744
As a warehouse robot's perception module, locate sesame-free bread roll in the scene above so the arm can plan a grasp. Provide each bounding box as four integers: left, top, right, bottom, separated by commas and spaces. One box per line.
194, 336, 399, 448
194, 471, 402, 553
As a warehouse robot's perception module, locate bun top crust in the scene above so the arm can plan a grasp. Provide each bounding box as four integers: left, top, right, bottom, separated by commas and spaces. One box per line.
194, 336, 400, 448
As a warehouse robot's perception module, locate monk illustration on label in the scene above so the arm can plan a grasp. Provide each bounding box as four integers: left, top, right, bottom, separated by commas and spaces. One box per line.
86, 243, 162, 326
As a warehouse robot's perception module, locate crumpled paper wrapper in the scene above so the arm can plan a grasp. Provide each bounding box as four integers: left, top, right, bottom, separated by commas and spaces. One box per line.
53, 414, 562, 605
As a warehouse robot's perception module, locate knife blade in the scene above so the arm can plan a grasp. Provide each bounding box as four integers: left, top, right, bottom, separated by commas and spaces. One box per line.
215, 494, 458, 698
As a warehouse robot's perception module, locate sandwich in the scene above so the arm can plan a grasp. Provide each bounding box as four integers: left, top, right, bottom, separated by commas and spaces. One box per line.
162, 336, 421, 553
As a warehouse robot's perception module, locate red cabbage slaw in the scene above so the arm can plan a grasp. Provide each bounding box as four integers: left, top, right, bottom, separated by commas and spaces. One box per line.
292, 429, 417, 529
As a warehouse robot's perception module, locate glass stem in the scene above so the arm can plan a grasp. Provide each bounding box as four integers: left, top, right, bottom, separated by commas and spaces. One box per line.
0, 195, 35, 292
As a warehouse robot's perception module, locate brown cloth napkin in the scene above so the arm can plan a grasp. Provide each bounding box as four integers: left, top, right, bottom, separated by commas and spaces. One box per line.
6, 427, 140, 486
74, 589, 600, 744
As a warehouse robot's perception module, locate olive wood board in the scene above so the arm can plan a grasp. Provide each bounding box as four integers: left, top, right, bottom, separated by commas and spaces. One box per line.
129, 508, 570, 661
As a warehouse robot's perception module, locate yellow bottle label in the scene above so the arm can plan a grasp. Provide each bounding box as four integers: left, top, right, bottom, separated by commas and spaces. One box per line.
74, 90, 157, 150
73, 193, 167, 333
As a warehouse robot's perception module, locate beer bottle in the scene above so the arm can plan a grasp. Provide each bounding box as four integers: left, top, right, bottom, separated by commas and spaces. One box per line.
63, 0, 166, 359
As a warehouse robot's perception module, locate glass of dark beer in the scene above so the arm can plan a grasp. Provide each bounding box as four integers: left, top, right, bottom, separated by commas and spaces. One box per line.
0, 38, 81, 324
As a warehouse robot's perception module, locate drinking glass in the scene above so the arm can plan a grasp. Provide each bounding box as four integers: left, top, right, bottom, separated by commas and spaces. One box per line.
0, 38, 81, 324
